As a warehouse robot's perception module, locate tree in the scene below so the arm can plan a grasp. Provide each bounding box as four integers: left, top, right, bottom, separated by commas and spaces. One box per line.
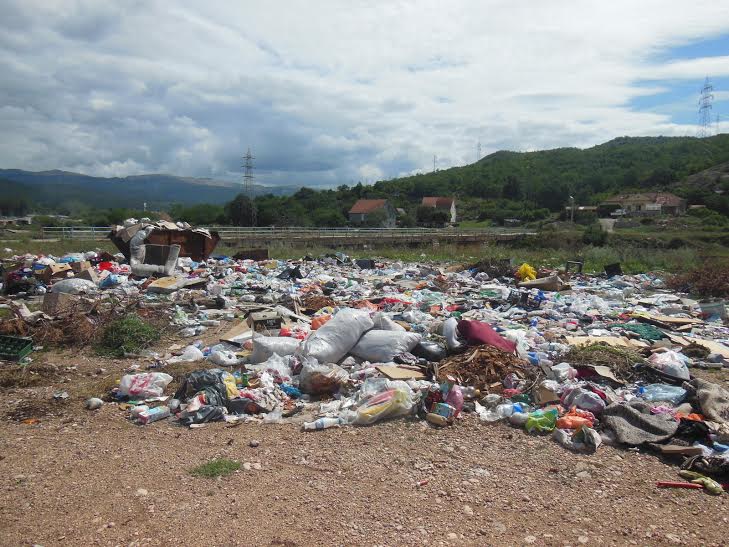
501, 175, 523, 200
225, 194, 255, 226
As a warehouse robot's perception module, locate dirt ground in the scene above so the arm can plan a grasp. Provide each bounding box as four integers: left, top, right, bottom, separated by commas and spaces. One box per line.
1, 347, 728, 546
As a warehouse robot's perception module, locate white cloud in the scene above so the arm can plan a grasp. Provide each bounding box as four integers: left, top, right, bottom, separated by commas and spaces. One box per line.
1, 0, 729, 185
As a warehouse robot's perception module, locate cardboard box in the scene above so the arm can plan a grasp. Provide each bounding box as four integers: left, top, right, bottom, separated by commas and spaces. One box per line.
35, 263, 72, 284
70, 261, 92, 273
75, 268, 99, 284
246, 311, 282, 333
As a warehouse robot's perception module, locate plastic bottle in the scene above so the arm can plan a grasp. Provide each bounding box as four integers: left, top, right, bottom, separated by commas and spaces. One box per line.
302, 417, 343, 431
137, 406, 170, 425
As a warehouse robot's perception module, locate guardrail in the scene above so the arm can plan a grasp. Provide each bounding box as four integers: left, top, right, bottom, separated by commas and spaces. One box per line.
41, 225, 537, 241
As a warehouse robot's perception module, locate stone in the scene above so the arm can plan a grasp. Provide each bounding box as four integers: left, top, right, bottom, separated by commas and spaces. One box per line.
249, 440, 260, 448
135, 488, 148, 497
463, 505, 474, 516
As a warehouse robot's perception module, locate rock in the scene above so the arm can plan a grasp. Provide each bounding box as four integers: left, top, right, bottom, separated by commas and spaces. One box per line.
84, 398, 104, 410
492, 521, 507, 533
136, 488, 148, 497
463, 504, 474, 516
576, 471, 592, 480
578, 536, 589, 544
524, 535, 537, 544
249, 440, 260, 448
252, 462, 262, 470
447, 532, 458, 540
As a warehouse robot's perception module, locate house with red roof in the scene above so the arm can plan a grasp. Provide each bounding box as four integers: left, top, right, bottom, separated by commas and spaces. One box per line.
348, 199, 396, 227
421, 196, 456, 223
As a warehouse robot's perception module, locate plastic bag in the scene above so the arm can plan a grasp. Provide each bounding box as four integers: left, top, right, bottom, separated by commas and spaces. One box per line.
167, 345, 204, 363
525, 408, 558, 433
300, 308, 374, 363
247, 354, 293, 384
250, 336, 301, 364
442, 317, 463, 351
641, 384, 687, 405
349, 330, 421, 363
119, 372, 173, 398
648, 351, 690, 381
561, 387, 606, 415
298, 358, 349, 395
50, 278, 97, 294
352, 387, 414, 425
516, 263, 537, 281
209, 349, 240, 366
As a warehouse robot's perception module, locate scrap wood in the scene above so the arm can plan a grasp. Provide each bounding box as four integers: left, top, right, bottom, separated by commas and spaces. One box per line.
435, 345, 535, 392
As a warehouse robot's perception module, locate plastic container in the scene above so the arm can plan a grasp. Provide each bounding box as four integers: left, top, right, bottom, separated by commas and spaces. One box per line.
302, 417, 343, 431
699, 300, 727, 319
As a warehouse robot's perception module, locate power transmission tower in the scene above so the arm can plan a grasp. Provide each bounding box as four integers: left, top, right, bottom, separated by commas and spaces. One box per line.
717, 114, 721, 136
433, 154, 437, 172
476, 141, 481, 162
698, 76, 714, 138
243, 147, 257, 226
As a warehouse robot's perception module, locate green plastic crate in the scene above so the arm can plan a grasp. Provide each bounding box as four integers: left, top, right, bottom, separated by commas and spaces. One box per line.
0, 336, 33, 362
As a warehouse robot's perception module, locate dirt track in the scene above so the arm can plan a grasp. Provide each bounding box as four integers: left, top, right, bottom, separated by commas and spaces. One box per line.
1, 351, 728, 546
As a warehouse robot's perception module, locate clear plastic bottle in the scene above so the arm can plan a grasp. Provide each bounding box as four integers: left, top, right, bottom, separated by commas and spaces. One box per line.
302, 417, 343, 431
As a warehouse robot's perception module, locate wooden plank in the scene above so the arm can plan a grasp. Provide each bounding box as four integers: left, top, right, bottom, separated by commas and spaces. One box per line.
376, 365, 426, 380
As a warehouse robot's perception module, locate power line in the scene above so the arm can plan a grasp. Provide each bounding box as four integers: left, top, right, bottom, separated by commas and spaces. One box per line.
243, 147, 257, 226
698, 76, 714, 138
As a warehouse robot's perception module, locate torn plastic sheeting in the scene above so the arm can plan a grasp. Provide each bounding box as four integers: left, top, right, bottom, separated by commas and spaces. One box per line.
119, 372, 173, 398
351, 385, 414, 426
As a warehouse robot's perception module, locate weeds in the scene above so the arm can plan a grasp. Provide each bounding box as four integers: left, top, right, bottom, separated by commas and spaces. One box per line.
667, 260, 729, 298
190, 458, 241, 478
96, 313, 161, 357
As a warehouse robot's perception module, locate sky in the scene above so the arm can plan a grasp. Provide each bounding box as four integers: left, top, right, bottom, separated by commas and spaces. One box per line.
1, 0, 729, 188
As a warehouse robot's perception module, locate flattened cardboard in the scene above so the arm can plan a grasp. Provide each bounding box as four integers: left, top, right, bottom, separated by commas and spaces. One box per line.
376, 365, 426, 380
565, 335, 648, 349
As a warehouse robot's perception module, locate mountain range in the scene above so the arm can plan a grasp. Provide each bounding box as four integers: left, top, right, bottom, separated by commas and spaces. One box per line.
0, 169, 302, 210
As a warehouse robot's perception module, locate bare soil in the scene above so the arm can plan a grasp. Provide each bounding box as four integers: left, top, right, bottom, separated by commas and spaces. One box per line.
1, 347, 728, 546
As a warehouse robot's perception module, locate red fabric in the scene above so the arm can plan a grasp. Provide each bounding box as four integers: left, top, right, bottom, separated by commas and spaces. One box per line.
457, 320, 517, 353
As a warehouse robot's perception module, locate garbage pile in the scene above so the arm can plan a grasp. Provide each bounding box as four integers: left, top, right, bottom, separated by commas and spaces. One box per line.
2, 233, 729, 491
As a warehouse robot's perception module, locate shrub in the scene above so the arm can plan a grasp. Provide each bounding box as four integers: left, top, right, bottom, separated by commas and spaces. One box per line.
582, 223, 607, 246
97, 314, 161, 357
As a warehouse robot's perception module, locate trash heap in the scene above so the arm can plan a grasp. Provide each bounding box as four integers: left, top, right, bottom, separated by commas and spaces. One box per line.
2, 232, 729, 491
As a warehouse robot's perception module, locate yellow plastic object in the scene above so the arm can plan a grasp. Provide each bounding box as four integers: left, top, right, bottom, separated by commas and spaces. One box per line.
222, 372, 239, 399
517, 263, 537, 281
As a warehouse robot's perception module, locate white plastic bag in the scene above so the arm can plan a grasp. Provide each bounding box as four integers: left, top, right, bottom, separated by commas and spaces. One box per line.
119, 372, 173, 398
349, 330, 421, 362
209, 349, 240, 366
648, 351, 690, 381
300, 308, 373, 363
167, 345, 204, 363
250, 336, 301, 364
50, 278, 97, 294
247, 353, 294, 383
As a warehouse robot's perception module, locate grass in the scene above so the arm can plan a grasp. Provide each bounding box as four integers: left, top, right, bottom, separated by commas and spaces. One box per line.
0, 232, 116, 258
190, 458, 241, 478
96, 314, 162, 358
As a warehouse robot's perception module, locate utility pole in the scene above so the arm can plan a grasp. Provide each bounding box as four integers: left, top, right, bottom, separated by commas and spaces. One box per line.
569, 195, 575, 223
698, 76, 714, 138
243, 147, 257, 226
433, 155, 437, 173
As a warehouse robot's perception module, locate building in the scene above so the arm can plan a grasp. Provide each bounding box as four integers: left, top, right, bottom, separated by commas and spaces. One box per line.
348, 199, 397, 227
421, 197, 457, 223
602, 192, 687, 217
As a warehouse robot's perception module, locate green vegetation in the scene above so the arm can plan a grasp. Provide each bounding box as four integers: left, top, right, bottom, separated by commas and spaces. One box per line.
190, 458, 241, 478
96, 314, 162, 358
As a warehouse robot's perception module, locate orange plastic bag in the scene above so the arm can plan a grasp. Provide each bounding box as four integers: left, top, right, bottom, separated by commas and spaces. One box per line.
556, 407, 595, 429
311, 314, 332, 330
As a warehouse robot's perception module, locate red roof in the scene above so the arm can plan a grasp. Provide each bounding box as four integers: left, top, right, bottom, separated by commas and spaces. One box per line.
422, 197, 454, 208
349, 199, 388, 214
